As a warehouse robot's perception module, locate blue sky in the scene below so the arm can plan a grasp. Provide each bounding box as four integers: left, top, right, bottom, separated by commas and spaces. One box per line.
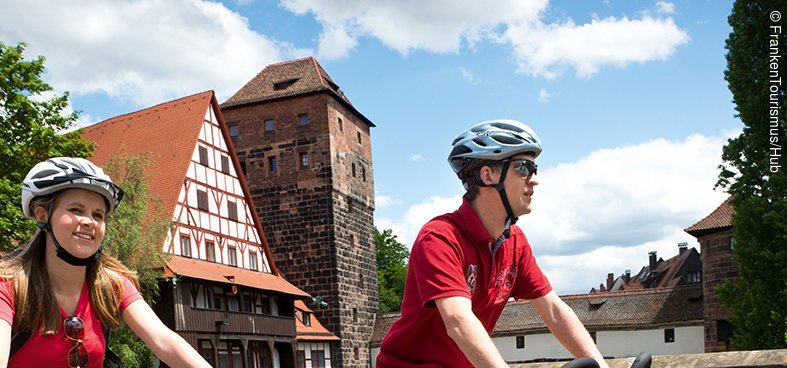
1, 0, 739, 294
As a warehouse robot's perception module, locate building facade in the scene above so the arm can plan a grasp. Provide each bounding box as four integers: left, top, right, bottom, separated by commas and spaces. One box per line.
685, 197, 737, 352
84, 91, 321, 368
221, 57, 378, 368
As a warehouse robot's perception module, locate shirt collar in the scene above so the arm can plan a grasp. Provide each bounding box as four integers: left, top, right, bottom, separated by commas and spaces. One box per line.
456, 198, 496, 246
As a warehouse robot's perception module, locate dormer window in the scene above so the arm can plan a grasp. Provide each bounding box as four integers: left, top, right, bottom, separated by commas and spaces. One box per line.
273, 78, 300, 90
303, 312, 311, 326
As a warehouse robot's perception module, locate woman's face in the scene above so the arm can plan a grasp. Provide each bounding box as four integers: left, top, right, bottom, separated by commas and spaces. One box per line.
37, 188, 108, 259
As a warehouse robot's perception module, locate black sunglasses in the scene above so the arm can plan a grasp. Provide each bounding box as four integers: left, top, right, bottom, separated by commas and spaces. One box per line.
64, 316, 88, 368
508, 158, 538, 178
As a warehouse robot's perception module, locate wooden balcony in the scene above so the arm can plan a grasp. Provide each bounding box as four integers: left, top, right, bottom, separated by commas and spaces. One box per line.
174, 307, 296, 338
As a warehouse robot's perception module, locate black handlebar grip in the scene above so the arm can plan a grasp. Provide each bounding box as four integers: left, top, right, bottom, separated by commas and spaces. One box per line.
630, 352, 652, 368
561, 357, 600, 368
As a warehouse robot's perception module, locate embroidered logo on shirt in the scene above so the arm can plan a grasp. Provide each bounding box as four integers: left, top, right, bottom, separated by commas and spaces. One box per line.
466, 264, 478, 295
494, 266, 517, 303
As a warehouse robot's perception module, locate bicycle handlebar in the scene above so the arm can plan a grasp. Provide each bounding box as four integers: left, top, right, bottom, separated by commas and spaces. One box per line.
560, 352, 652, 368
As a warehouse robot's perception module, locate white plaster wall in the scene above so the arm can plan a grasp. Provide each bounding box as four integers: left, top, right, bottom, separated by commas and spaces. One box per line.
495, 326, 704, 362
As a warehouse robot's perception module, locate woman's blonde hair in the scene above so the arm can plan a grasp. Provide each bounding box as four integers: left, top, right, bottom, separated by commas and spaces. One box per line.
0, 194, 141, 335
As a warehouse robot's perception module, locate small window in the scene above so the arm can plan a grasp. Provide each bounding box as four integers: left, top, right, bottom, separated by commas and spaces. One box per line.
220, 156, 230, 174
299, 113, 309, 126
198, 339, 215, 366
269, 157, 277, 173
264, 119, 274, 132
227, 201, 238, 222
197, 190, 208, 211
729, 237, 735, 251
206, 241, 215, 262
338, 117, 343, 132
228, 245, 237, 266
303, 312, 311, 326
300, 153, 309, 168
357, 131, 362, 144
240, 160, 247, 176
296, 351, 306, 368
686, 271, 702, 284
664, 328, 675, 343
249, 251, 258, 271
362, 167, 366, 182
198, 146, 209, 166
229, 124, 239, 140
352, 163, 356, 177
590, 331, 597, 344
180, 235, 191, 258
516, 336, 525, 349
353, 307, 358, 323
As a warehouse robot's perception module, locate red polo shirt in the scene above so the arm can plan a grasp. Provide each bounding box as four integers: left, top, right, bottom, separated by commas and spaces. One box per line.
377, 199, 552, 368
0, 276, 142, 368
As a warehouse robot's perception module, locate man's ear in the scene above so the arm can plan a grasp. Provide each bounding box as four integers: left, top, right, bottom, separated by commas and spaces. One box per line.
479, 165, 500, 186
33, 205, 48, 223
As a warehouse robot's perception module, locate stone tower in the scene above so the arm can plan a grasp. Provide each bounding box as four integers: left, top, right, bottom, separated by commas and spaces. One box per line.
685, 197, 738, 352
220, 57, 378, 367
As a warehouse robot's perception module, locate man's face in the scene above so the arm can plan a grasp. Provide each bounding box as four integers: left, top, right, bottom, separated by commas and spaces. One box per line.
502, 153, 539, 216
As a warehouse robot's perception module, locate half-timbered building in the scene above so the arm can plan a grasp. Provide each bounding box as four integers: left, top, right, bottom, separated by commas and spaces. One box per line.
83, 90, 317, 368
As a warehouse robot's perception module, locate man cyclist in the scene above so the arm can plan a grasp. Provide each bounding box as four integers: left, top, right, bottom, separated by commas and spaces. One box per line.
376, 120, 608, 368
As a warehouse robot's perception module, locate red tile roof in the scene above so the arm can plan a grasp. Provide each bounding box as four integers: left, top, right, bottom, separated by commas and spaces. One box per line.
294, 300, 340, 341
370, 285, 703, 345
164, 256, 309, 298
685, 196, 734, 236
220, 57, 374, 127
82, 91, 213, 227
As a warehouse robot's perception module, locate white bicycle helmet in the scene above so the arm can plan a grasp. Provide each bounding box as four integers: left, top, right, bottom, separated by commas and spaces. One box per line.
448, 119, 542, 176
21, 157, 124, 218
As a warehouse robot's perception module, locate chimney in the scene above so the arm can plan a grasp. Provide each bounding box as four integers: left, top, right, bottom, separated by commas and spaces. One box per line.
606, 273, 614, 291
599, 283, 606, 292
624, 269, 631, 283
648, 251, 657, 272
678, 242, 688, 255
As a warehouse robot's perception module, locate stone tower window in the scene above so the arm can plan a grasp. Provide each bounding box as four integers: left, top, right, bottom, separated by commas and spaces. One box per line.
299, 113, 309, 126
338, 117, 343, 131
352, 163, 356, 177
357, 131, 362, 145
264, 119, 274, 132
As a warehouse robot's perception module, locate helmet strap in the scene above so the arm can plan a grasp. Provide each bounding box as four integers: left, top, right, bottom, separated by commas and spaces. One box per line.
37, 204, 101, 267
479, 161, 519, 250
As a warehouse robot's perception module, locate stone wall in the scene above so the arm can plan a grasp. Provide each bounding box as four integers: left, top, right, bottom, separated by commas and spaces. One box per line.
511, 349, 787, 367
221, 92, 378, 368
698, 228, 738, 352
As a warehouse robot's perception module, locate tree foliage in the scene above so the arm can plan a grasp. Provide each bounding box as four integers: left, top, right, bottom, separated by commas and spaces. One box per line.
716, 0, 787, 350
103, 152, 171, 367
0, 41, 93, 250
375, 227, 409, 313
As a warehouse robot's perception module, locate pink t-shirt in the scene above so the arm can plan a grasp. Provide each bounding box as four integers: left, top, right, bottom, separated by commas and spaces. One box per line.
377, 199, 552, 368
0, 276, 143, 368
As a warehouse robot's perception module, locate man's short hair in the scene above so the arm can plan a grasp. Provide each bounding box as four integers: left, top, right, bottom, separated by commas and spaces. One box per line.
460, 159, 504, 201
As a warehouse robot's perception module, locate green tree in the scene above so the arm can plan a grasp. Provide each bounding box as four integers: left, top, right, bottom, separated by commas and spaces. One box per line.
0, 41, 93, 250
716, 0, 787, 350
103, 152, 171, 367
375, 227, 409, 313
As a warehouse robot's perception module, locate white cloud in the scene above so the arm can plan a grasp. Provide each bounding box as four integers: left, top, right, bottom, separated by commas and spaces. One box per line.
537, 88, 557, 103
280, 0, 689, 78
0, 0, 309, 107
460, 67, 481, 85
376, 194, 403, 208
377, 133, 731, 294
504, 15, 689, 79
411, 154, 426, 162
281, 0, 545, 57
655, 1, 676, 14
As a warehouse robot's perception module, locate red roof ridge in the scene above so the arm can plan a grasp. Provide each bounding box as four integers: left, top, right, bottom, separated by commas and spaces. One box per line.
265, 56, 316, 68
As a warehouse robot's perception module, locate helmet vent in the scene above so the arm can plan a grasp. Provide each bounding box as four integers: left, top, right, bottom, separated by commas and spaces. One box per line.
490, 122, 524, 132
471, 138, 488, 147
492, 135, 521, 145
